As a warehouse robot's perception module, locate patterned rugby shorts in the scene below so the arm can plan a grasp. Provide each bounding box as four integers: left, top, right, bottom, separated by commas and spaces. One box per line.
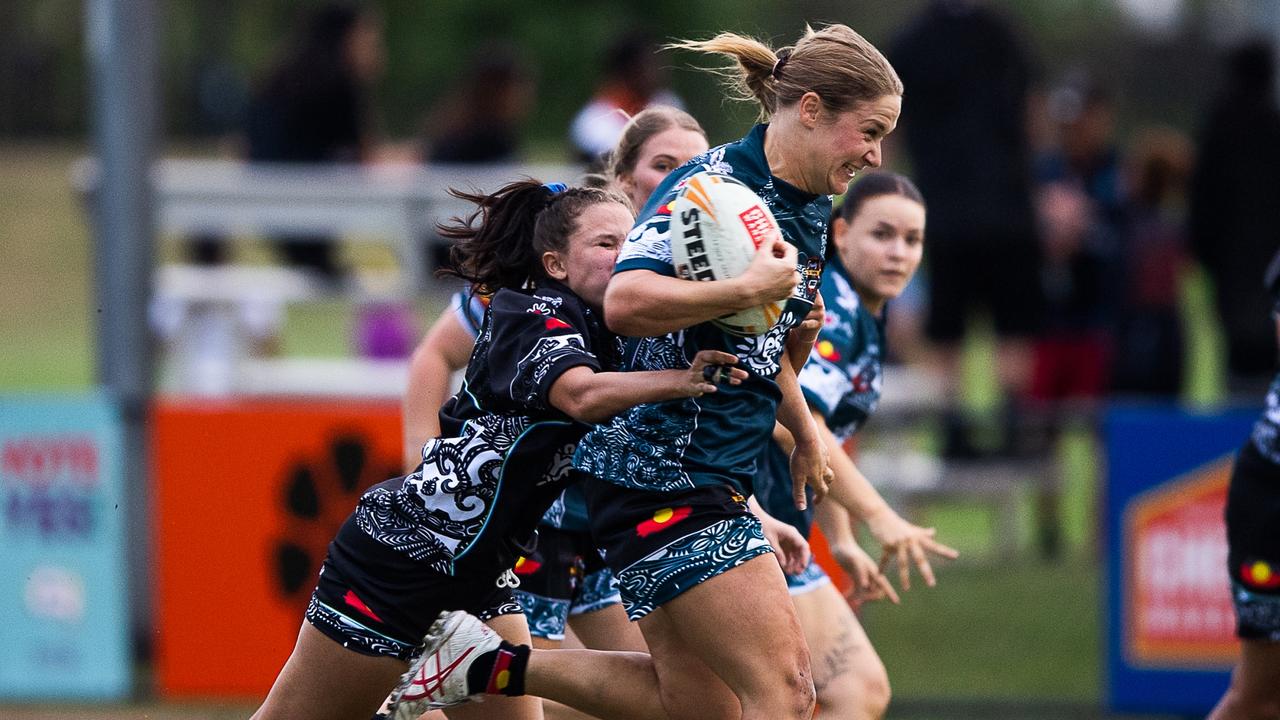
785, 557, 832, 596
511, 525, 622, 640
1226, 440, 1280, 642
304, 513, 523, 662
583, 479, 773, 620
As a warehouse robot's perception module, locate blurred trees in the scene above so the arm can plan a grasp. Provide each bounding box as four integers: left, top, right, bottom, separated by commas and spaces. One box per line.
0, 0, 1257, 157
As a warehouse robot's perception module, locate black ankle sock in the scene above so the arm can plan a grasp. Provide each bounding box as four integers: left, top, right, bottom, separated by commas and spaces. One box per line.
465, 641, 530, 696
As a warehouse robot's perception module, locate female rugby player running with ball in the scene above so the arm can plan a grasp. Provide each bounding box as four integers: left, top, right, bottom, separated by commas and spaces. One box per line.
251, 181, 754, 720
754, 172, 959, 719
391, 24, 903, 720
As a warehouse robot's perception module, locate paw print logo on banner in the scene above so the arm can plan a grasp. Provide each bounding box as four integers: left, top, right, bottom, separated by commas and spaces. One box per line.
272, 434, 400, 605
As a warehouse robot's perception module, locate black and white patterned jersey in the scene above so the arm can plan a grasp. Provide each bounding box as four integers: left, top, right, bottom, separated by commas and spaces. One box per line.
354, 280, 616, 576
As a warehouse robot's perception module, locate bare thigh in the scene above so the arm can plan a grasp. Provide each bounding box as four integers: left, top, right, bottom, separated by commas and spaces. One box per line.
792, 582, 889, 718
569, 603, 648, 653
444, 614, 542, 720
639, 607, 741, 720
641, 554, 815, 720
252, 621, 408, 720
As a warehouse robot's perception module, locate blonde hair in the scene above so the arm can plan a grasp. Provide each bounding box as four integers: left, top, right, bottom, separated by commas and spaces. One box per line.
608, 105, 707, 180
668, 24, 902, 120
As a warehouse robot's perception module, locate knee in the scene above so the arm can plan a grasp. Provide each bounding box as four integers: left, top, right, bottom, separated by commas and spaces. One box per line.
860, 666, 891, 719
782, 652, 818, 720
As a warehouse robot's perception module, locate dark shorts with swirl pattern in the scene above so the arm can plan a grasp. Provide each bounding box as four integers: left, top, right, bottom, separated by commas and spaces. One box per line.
1227, 441, 1280, 642
583, 479, 773, 620
511, 525, 621, 640
303, 513, 523, 662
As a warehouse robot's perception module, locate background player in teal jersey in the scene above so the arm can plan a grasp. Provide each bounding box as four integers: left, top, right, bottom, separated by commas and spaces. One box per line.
390, 24, 906, 720
755, 172, 958, 719
1208, 249, 1280, 720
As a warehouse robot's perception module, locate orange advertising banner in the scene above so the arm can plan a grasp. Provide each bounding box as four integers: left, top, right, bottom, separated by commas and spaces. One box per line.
151, 398, 404, 698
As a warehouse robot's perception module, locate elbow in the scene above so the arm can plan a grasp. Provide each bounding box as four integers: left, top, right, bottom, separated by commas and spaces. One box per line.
561, 388, 613, 424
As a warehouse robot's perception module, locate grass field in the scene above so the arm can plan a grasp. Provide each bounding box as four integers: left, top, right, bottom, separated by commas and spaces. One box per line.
0, 143, 1225, 718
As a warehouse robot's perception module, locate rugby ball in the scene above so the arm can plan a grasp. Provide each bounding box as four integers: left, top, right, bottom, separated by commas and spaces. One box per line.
669, 171, 789, 336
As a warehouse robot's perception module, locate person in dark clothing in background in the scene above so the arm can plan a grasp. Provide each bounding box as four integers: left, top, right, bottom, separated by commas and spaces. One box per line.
1112, 127, 1193, 397
889, 0, 1044, 457
1190, 40, 1280, 396
421, 43, 535, 165
242, 1, 385, 280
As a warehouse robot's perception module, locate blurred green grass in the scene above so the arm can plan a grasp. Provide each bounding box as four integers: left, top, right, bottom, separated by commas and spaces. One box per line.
0, 144, 1226, 715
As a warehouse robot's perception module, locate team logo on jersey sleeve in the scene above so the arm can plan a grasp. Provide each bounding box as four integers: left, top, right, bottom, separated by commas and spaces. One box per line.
545, 317, 572, 331
1241, 559, 1280, 590
636, 506, 692, 537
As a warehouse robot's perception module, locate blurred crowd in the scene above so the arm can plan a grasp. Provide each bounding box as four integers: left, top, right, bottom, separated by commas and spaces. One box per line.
175, 1, 1280, 419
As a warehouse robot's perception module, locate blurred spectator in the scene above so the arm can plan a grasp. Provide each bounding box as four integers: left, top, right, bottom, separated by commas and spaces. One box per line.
421, 43, 535, 164
1030, 71, 1124, 403
1189, 40, 1280, 396
1112, 127, 1193, 397
889, 0, 1043, 457
1030, 183, 1117, 403
1037, 71, 1125, 234
242, 1, 386, 280
569, 31, 684, 165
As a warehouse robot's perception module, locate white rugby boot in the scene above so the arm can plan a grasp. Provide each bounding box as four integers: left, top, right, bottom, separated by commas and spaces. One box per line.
387, 610, 501, 718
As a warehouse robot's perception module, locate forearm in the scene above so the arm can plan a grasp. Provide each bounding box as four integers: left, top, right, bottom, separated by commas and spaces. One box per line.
604, 271, 759, 337
774, 355, 820, 447
820, 421, 893, 522
814, 498, 857, 549
551, 365, 706, 424
785, 327, 816, 375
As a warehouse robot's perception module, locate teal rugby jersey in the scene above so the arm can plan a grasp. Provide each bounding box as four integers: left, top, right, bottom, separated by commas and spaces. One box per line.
574, 123, 831, 495
756, 257, 886, 536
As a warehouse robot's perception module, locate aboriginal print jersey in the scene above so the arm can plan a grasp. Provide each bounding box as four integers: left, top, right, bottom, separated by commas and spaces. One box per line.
1251, 371, 1280, 465
574, 123, 831, 496
355, 281, 615, 575
757, 259, 886, 537
453, 288, 591, 532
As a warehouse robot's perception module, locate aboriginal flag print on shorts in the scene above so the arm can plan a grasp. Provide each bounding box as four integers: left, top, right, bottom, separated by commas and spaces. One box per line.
636, 507, 692, 537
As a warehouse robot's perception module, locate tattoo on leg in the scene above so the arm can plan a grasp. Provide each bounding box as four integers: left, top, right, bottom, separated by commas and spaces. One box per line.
813, 615, 863, 694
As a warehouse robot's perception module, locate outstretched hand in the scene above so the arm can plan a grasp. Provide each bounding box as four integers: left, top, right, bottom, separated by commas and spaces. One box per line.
830, 541, 899, 605
867, 509, 959, 591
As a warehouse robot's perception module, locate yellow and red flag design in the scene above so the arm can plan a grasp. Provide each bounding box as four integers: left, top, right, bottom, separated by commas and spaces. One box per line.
1241, 559, 1280, 590
816, 340, 841, 362
513, 556, 542, 576
636, 506, 692, 537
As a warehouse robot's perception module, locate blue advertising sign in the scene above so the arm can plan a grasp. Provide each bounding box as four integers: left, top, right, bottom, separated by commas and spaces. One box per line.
0, 394, 131, 699
1105, 405, 1257, 716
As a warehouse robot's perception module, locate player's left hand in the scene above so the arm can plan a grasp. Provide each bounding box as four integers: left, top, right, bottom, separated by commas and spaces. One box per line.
790, 437, 831, 510
866, 509, 959, 591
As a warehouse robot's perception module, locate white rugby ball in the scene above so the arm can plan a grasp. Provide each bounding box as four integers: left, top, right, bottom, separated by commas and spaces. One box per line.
669, 171, 789, 336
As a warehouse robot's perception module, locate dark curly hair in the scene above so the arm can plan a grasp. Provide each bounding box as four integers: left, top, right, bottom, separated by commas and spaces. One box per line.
437, 180, 631, 295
